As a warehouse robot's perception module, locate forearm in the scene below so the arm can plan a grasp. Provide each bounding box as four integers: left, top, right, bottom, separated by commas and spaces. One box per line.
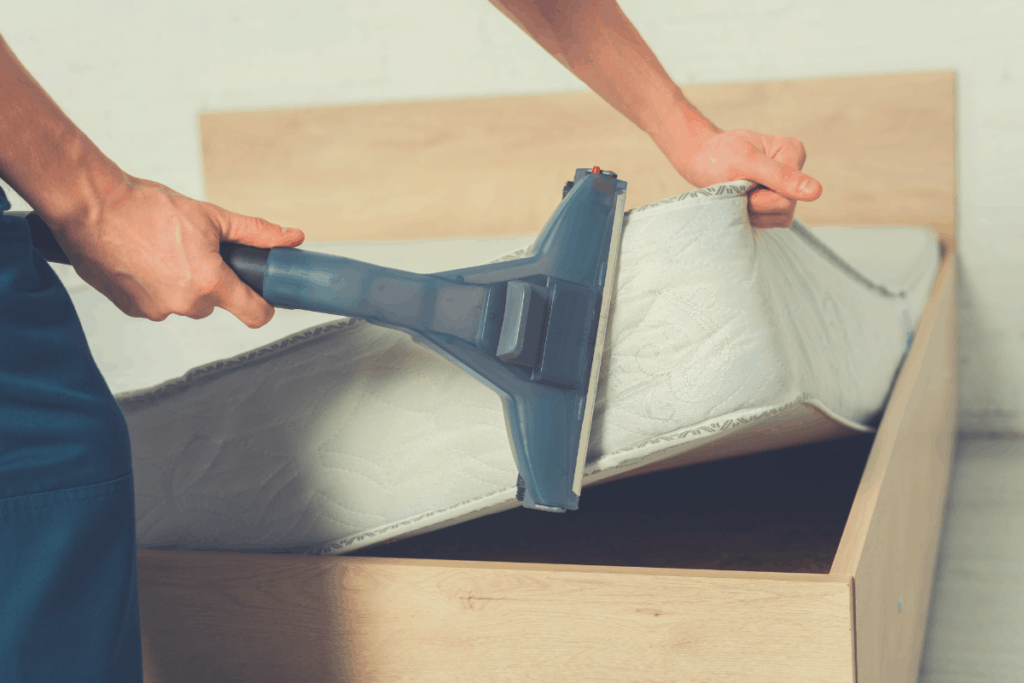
0, 33, 126, 227
488, 0, 720, 150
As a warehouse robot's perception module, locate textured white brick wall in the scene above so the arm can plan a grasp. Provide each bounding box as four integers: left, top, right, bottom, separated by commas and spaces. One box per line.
3, 0, 1022, 433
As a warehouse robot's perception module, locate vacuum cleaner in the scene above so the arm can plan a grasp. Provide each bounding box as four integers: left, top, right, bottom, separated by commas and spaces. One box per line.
22, 166, 627, 512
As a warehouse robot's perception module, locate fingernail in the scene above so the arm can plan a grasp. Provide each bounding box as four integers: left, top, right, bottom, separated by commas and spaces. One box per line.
800, 178, 817, 195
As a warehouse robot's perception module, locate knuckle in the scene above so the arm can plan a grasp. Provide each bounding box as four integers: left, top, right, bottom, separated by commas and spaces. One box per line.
166, 293, 201, 318
787, 137, 808, 164
241, 214, 273, 233
187, 305, 217, 321
189, 272, 215, 294
721, 160, 746, 181
191, 270, 225, 296
132, 300, 168, 322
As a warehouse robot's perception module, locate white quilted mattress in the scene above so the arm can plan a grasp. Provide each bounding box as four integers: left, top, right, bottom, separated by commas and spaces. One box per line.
52, 180, 941, 554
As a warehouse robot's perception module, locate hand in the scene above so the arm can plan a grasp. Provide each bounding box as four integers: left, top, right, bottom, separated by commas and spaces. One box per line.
668, 128, 823, 229
48, 174, 305, 328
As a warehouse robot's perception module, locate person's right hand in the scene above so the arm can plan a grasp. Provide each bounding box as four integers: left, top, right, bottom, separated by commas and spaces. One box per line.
46, 173, 304, 328
660, 126, 824, 229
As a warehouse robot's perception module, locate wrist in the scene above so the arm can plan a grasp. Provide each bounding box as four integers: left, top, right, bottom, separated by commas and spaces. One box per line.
41, 135, 127, 227
0, 35, 128, 232
645, 95, 722, 161
0, 127, 128, 235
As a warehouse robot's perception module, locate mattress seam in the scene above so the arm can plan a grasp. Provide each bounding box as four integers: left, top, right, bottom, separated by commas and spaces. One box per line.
299, 394, 874, 556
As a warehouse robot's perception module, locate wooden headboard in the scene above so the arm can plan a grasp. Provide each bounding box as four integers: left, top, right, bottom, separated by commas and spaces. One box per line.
199, 70, 956, 246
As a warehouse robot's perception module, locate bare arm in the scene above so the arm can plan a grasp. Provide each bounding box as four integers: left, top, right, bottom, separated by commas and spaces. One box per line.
0, 32, 303, 327
487, 0, 719, 157
488, 0, 822, 228
0, 33, 125, 228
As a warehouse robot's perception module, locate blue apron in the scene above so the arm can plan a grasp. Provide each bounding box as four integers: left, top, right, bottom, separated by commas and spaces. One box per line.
0, 188, 143, 682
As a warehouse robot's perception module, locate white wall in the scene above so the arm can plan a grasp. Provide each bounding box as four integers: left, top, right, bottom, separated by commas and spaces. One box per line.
4, 0, 1022, 434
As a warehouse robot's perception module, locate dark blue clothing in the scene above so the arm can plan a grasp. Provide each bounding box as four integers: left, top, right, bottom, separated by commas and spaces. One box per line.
0, 187, 143, 682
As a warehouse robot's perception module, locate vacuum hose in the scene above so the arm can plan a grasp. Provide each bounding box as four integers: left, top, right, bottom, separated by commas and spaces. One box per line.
218, 243, 270, 297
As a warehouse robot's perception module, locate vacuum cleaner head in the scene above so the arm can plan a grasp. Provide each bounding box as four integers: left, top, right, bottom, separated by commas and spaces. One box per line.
424, 166, 627, 512
26, 167, 627, 512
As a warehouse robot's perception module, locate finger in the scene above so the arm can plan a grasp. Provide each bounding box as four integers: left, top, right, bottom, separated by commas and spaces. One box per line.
747, 187, 795, 226
749, 186, 796, 214
217, 208, 304, 249
749, 204, 794, 231
771, 136, 808, 171
750, 210, 796, 229
188, 304, 217, 320
748, 193, 796, 229
741, 155, 822, 203
206, 259, 277, 328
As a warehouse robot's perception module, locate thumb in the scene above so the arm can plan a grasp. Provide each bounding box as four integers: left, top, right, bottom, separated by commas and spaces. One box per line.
211, 209, 304, 328
219, 210, 305, 249
743, 156, 823, 202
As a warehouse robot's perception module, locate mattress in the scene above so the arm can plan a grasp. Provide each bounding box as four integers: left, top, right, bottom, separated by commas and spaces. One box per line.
50, 180, 942, 554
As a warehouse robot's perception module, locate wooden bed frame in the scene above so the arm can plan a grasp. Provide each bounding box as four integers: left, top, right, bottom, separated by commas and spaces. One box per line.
138, 70, 958, 683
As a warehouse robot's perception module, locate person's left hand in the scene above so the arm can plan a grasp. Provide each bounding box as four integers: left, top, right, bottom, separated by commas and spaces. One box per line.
47, 173, 305, 328
663, 128, 824, 229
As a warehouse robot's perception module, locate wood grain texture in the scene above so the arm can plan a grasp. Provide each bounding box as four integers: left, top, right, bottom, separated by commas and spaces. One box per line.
137, 71, 959, 682
831, 247, 959, 683
139, 550, 854, 683
199, 70, 956, 242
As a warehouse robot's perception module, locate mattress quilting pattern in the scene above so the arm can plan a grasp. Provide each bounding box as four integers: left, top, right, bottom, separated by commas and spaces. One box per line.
53, 180, 941, 554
